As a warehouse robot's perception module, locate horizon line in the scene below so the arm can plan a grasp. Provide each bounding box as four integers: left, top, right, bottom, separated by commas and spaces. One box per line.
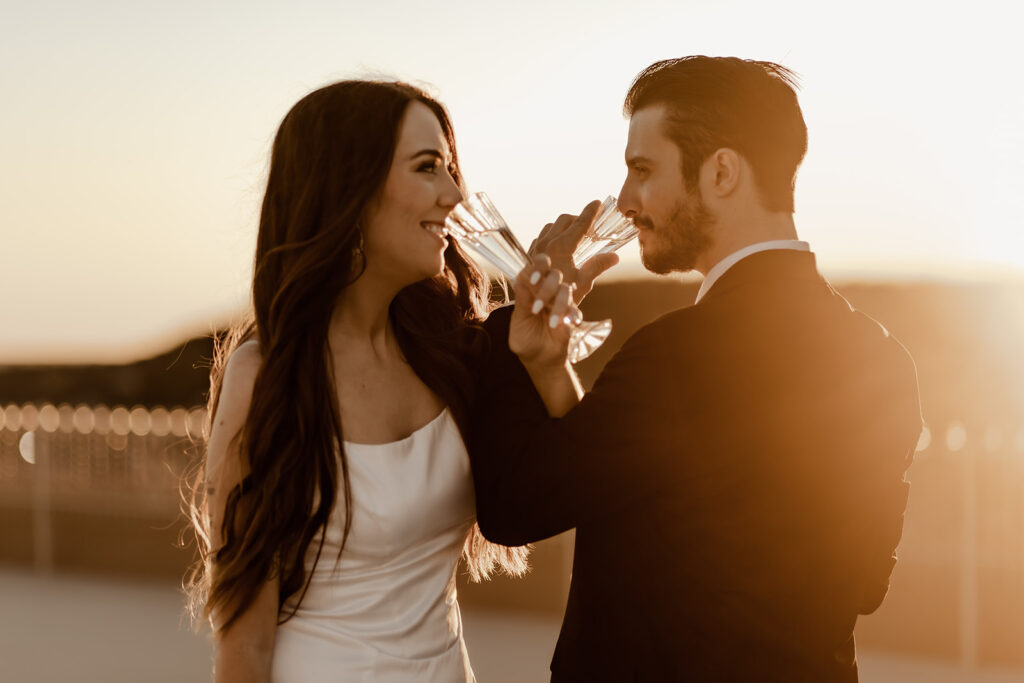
3, 268, 1023, 367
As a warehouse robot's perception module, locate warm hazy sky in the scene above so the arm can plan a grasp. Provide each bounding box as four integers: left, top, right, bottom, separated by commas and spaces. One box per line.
2, 0, 1022, 362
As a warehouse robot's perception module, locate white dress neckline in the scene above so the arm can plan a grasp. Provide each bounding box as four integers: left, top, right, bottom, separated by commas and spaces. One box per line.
342, 407, 451, 448
272, 402, 476, 682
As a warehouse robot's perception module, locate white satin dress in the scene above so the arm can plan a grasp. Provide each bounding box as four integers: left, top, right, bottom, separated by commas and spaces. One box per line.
270, 408, 478, 682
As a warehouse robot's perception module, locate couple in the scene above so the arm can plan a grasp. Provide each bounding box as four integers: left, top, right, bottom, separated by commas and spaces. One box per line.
186, 56, 922, 682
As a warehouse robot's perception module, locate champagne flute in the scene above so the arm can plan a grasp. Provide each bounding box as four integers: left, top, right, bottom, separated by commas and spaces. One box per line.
445, 193, 635, 363
572, 195, 640, 269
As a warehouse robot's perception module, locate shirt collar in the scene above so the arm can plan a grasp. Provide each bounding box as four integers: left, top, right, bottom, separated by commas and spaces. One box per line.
694, 240, 810, 304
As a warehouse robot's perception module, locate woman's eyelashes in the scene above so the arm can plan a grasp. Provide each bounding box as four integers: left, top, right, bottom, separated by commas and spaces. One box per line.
416, 158, 457, 179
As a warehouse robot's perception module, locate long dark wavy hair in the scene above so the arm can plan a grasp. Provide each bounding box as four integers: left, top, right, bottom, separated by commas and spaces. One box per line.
184, 80, 529, 632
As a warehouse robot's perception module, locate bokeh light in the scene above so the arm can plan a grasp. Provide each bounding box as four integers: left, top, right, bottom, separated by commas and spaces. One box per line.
72, 405, 95, 435
106, 432, 128, 452
129, 406, 151, 437
186, 408, 207, 440
110, 407, 131, 436
19, 431, 36, 465
984, 426, 1003, 453
20, 404, 39, 432
149, 407, 171, 437
57, 404, 74, 434
170, 408, 189, 438
946, 422, 968, 452
93, 404, 112, 435
4, 405, 22, 432
39, 404, 60, 433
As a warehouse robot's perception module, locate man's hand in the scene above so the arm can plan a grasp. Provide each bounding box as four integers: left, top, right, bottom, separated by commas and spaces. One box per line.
528, 200, 620, 303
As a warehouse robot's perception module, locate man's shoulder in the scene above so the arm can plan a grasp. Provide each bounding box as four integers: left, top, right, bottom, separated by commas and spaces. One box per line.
612, 304, 709, 362
823, 291, 920, 411
838, 294, 916, 363
626, 303, 711, 341
855, 309, 919, 387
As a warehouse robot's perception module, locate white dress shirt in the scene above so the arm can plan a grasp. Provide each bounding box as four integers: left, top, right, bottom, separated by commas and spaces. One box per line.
694, 240, 810, 304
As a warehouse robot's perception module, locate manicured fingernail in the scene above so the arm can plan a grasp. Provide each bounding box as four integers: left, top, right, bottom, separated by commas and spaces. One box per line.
549, 314, 560, 329
529, 271, 541, 285
531, 299, 544, 315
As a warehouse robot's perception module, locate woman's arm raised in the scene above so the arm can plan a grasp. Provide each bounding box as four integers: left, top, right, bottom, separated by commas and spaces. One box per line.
205, 341, 279, 683
508, 256, 583, 417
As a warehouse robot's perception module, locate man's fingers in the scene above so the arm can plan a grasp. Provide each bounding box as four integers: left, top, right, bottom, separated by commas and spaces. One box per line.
579, 198, 602, 222
537, 223, 555, 245
553, 214, 575, 230
528, 223, 557, 257
559, 199, 603, 249
577, 252, 620, 287
541, 214, 577, 249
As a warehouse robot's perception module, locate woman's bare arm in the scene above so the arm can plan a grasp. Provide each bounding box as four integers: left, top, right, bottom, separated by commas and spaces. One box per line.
205, 341, 279, 683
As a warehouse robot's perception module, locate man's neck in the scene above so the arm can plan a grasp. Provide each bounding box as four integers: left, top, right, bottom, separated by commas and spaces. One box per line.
695, 212, 798, 276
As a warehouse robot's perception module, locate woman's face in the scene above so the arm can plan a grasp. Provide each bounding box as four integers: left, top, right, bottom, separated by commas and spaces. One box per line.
361, 101, 463, 286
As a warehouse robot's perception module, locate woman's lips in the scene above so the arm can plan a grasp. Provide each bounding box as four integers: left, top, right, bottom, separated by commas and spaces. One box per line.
421, 222, 449, 237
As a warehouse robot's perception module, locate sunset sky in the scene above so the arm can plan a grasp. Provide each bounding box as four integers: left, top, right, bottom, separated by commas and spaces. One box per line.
1, 0, 1021, 362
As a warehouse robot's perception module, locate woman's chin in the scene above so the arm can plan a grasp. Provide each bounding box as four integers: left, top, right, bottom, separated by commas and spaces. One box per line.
413, 257, 447, 284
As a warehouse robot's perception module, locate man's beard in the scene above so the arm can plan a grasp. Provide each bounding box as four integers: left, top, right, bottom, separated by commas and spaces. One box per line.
638, 191, 715, 275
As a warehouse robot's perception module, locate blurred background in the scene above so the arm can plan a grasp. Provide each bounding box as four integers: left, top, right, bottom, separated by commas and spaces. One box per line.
2, 0, 1023, 681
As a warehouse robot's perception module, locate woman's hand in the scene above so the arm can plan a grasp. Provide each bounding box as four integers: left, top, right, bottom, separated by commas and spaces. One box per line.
509, 254, 581, 369
527, 200, 620, 304
508, 254, 585, 416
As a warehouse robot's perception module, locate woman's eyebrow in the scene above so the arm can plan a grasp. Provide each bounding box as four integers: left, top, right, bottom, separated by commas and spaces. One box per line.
410, 149, 444, 161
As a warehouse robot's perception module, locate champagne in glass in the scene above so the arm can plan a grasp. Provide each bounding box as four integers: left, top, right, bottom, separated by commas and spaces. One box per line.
572, 196, 639, 269
446, 193, 617, 363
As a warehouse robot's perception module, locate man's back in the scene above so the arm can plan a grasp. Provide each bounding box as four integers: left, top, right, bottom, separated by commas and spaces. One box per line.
473, 250, 921, 682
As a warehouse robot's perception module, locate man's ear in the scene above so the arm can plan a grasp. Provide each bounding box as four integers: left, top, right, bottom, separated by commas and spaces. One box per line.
701, 148, 741, 198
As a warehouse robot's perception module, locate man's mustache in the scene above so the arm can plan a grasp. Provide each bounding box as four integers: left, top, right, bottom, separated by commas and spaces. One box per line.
633, 216, 654, 230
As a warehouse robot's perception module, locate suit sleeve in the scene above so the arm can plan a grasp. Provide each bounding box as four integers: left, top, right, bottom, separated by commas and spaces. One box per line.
469, 309, 675, 546
857, 339, 923, 615
857, 461, 911, 614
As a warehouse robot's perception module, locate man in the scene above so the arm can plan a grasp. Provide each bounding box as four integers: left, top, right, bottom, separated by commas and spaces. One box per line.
470, 56, 922, 681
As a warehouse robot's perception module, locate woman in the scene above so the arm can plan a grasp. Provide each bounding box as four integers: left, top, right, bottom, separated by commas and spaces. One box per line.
185, 80, 530, 682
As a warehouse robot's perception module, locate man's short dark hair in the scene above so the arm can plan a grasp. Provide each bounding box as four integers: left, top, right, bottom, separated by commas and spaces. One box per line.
624, 56, 808, 213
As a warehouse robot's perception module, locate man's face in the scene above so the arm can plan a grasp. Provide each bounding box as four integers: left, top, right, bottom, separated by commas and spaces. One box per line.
617, 105, 715, 275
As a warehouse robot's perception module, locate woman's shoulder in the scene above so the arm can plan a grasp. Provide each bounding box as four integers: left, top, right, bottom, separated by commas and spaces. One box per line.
207, 340, 263, 475
217, 340, 263, 422
224, 339, 262, 381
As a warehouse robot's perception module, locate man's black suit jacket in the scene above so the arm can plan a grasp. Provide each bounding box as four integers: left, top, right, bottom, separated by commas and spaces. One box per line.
471, 250, 922, 682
